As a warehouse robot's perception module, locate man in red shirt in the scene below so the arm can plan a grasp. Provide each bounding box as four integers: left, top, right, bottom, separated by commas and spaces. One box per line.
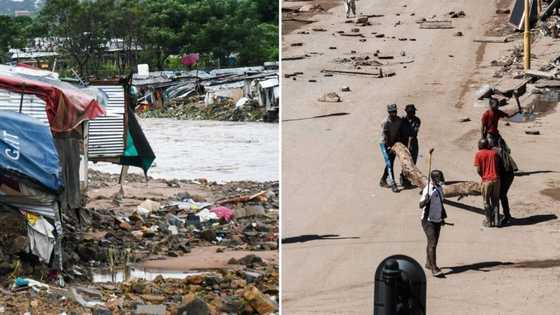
481, 98, 520, 146
474, 138, 501, 227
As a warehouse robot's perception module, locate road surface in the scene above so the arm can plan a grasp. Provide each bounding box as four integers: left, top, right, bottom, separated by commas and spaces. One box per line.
282, 0, 560, 313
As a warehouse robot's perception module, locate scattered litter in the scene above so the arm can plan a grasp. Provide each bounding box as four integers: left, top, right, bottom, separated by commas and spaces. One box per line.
341, 86, 351, 92
282, 55, 306, 61
419, 20, 453, 29
525, 130, 540, 135
210, 207, 235, 222
318, 92, 342, 103
473, 36, 510, 43
449, 10, 466, 18
196, 209, 219, 222
284, 72, 303, 78
458, 117, 471, 122
291, 42, 304, 47
355, 17, 369, 24
321, 68, 395, 77
454, 31, 463, 37
137, 199, 161, 216
69, 287, 104, 309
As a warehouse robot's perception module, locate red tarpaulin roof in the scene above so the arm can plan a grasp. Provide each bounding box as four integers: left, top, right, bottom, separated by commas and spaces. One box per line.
0, 65, 105, 132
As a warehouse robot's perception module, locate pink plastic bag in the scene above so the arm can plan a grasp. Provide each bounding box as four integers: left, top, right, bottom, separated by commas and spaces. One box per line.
210, 206, 234, 222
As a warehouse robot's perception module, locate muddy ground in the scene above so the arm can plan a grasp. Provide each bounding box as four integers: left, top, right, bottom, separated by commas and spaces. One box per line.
0, 170, 279, 314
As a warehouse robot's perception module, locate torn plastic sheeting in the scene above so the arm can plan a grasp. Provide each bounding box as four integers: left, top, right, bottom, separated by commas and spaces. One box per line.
210, 206, 234, 222
137, 199, 161, 216
69, 287, 105, 308
0, 111, 62, 192
26, 213, 56, 263
14, 277, 50, 290
0, 65, 105, 132
168, 199, 211, 211
196, 208, 219, 222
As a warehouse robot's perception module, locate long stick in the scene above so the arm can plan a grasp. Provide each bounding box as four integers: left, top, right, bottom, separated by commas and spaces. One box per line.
427, 148, 434, 188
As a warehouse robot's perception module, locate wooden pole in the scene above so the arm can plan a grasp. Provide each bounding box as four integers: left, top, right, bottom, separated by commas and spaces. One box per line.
524, 0, 531, 70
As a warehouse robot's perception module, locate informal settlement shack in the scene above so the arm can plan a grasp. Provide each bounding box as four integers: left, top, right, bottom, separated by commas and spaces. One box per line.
0, 64, 154, 283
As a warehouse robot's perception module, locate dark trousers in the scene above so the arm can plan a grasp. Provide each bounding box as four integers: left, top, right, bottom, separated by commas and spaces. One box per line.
500, 172, 514, 218
422, 220, 441, 268
381, 151, 396, 184
409, 138, 419, 164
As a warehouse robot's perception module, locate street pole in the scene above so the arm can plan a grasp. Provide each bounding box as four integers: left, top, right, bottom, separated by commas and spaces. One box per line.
524, 0, 531, 70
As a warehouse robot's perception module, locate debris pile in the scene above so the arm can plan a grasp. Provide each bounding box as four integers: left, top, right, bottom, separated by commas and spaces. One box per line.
0, 170, 279, 314
140, 97, 266, 122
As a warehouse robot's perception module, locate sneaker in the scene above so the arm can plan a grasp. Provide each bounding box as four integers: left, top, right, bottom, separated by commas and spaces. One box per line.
424, 263, 432, 270
391, 184, 399, 193
379, 180, 389, 188
482, 219, 490, 227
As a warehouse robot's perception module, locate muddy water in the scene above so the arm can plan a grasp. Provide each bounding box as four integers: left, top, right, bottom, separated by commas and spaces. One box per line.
89, 119, 278, 182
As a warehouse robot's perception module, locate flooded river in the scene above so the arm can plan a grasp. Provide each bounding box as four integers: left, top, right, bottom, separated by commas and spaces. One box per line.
89, 119, 278, 182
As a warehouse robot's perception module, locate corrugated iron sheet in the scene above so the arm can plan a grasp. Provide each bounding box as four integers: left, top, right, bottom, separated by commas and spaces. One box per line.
87, 85, 126, 158
0, 88, 49, 125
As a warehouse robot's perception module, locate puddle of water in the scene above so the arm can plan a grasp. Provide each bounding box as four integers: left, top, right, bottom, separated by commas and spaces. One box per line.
89, 119, 278, 182
509, 112, 536, 123
92, 267, 207, 283
508, 93, 558, 124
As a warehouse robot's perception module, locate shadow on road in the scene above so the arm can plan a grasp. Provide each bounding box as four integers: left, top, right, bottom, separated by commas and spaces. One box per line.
282, 234, 360, 244
508, 214, 557, 226
442, 261, 514, 276
514, 170, 556, 177
443, 199, 485, 216
282, 112, 350, 122
443, 257, 560, 277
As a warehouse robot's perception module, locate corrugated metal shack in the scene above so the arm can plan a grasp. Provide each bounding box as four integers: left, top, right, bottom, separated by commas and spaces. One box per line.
132, 65, 279, 121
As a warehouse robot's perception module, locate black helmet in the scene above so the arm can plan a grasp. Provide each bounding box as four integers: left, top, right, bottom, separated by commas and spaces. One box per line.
430, 169, 445, 184
387, 103, 397, 112
478, 138, 489, 150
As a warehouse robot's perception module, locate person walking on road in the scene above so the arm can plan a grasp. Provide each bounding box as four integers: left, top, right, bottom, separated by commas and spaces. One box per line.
401, 104, 421, 187
419, 170, 447, 277
379, 104, 402, 193
490, 138, 515, 225
474, 138, 501, 227
344, 0, 356, 18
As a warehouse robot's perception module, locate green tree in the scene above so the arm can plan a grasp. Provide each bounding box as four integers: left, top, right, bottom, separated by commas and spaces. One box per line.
38, 0, 113, 77
0, 16, 33, 63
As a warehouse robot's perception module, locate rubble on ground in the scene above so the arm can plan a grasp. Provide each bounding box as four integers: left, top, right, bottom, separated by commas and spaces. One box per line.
0, 170, 278, 314
139, 98, 266, 122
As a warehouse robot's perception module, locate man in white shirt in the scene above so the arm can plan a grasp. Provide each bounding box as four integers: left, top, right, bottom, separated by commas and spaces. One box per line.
419, 170, 447, 277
